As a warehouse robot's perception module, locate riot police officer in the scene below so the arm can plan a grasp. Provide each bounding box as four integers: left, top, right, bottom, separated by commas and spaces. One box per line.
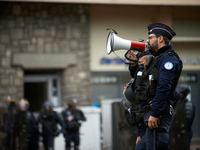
1, 96, 17, 150
61, 98, 86, 150
122, 55, 155, 126
14, 98, 39, 150
38, 101, 63, 150
169, 84, 195, 150
127, 23, 182, 150
0, 98, 8, 150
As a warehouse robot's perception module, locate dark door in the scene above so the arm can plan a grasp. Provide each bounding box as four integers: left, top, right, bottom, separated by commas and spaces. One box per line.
24, 82, 47, 112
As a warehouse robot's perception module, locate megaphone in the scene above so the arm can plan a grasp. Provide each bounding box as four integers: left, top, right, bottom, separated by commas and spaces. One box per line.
106, 30, 148, 55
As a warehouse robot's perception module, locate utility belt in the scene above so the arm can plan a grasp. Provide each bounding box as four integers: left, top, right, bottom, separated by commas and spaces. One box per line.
125, 100, 173, 127
125, 101, 153, 126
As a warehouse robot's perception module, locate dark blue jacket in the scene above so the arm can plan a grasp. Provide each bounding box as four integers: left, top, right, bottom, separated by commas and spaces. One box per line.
150, 44, 181, 117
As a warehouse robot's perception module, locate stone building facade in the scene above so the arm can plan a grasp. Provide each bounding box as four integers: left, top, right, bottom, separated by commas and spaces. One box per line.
0, 2, 91, 108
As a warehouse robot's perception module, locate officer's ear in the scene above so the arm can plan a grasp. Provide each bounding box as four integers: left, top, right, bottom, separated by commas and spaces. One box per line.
145, 56, 154, 68
158, 35, 164, 43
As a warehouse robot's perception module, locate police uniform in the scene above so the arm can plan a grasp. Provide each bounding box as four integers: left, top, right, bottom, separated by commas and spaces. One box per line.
2, 96, 17, 150
38, 101, 63, 150
169, 84, 195, 150
134, 23, 182, 150
61, 98, 86, 150
14, 99, 39, 150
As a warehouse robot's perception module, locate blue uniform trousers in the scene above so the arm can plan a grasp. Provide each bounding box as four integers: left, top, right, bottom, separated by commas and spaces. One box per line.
135, 107, 174, 150
65, 131, 80, 149
43, 134, 54, 150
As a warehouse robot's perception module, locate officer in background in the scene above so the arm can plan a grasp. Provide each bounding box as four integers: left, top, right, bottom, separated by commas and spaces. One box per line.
38, 101, 63, 150
0, 99, 6, 149
14, 98, 39, 150
127, 23, 182, 150
169, 84, 195, 150
61, 98, 86, 150
0, 96, 17, 150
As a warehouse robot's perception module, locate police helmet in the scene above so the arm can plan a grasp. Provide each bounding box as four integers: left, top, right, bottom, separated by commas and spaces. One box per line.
177, 84, 190, 96
123, 79, 140, 105
44, 101, 53, 110
6, 96, 16, 107
67, 98, 78, 105
19, 98, 29, 111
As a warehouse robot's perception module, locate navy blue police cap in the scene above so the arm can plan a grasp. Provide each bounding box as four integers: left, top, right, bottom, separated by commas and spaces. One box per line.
148, 23, 176, 40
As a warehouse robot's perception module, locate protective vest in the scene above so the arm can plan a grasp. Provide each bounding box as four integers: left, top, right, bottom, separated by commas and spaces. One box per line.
134, 51, 182, 102
133, 55, 157, 102
122, 51, 182, 126
124, 51, 182, 104
39, 111, 60, 136
122, 56, 156, 106
62, 109, 86, 132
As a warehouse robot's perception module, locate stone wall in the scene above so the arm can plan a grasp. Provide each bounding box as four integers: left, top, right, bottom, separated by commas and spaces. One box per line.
0, 2, 91, 105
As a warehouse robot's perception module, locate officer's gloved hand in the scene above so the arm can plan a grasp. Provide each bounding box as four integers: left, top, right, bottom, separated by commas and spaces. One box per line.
53, 130, 60, 137
62, 129, 66, 135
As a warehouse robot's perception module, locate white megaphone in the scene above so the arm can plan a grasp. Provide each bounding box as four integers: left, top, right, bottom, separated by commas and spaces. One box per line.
106, 30, 148, 55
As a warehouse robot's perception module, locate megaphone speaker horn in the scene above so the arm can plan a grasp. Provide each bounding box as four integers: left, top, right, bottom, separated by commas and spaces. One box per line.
106, 31, 148, 55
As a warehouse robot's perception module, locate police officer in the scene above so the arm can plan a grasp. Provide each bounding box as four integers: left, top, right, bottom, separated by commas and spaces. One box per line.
1, 96, 17, 150
61, 98, 86, 150
14, 98, 39, 150
38, 101, 63, 150
169, 84, 195, 150
122, 55, 155, 131
130, 23, 182, 150
0, 98, 8, 150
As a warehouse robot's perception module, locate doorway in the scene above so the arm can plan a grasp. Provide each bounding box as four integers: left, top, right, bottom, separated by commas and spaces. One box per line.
24, 75, 61, 112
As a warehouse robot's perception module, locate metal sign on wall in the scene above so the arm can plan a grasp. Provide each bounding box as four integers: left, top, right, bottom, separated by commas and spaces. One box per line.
179, 74, 197, 83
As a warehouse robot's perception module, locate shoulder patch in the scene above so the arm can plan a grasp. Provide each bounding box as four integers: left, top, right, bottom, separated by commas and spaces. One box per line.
164, 62, 173, 70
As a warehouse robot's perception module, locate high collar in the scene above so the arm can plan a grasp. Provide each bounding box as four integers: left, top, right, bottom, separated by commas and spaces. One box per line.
155, 44, 174, 56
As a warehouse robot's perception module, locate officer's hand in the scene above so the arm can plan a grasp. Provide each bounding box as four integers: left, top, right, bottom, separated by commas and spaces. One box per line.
148, 115, 159, 129
53, 130, 60, 137
123, 84, 127, 94
125, 50, 138, 66
136, 136, 141, 145
126, 50, 137, 60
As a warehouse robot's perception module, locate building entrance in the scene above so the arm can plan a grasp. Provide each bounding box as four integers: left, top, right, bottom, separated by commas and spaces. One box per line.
24, 75, 61, 112
24, 82, 46, 112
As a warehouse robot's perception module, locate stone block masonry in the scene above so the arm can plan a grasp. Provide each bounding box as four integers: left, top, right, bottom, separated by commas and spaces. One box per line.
0, 2, 91, 105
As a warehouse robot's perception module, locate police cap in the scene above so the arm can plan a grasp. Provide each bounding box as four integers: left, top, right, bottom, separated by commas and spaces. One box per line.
148, 23, 176, 40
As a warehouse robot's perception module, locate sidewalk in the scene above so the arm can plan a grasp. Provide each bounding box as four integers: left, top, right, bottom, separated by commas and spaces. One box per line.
39, 134, 65, 150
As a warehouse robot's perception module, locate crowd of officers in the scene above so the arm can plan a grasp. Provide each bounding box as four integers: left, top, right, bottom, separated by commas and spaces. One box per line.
0, 96, 86, 150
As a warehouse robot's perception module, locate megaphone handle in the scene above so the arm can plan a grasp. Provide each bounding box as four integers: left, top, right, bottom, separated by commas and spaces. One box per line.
124, 50, 138, 62
113, 51, 138, 65
132, 50, 138, 55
